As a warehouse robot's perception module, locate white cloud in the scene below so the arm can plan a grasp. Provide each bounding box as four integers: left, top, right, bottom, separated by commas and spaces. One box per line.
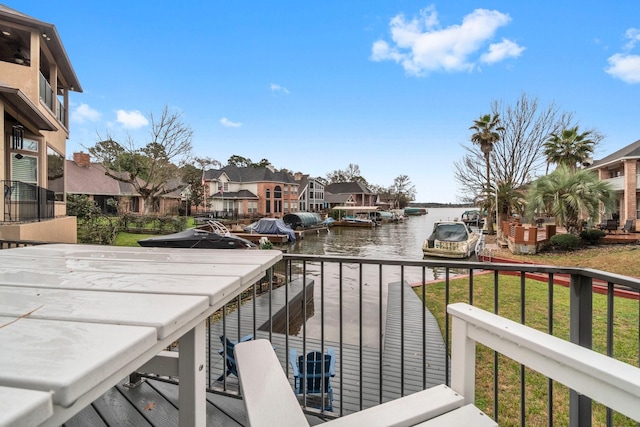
371, 6, 522, 75
115, 110, 148, 129
270, 83, 290, 94
220, 117, 242, 128
71, 103, 101, 123
605, 53, 640, 84
480, 38, 525, 64
606, 28, 640, 84
624, 28, 640, 50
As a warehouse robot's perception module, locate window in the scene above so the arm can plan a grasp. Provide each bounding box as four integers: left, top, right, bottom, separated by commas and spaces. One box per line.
274, 186, 282, 199
248, 201, 258, 213
11, 154, 37, 184
47, 147, 64, 201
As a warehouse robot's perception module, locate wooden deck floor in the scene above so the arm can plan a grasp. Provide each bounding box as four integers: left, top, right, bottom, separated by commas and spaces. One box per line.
64, 278, 446, 426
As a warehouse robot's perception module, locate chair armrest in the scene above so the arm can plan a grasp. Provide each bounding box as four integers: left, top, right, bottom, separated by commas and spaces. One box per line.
327, 348, 336, 376
323, 384, 464, 427
235, 339, 310, 427
289, 348, 300, 377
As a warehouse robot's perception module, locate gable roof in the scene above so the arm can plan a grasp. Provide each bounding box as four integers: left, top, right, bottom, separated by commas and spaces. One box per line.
205, 165, 297, 184
591, 139, 640, 169
66, 160, 138, 196
325, 181, 374, 195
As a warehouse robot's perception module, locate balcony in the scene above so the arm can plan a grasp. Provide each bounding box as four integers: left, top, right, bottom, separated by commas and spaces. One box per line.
4, 247, 640, 426
2, 180, 54, 222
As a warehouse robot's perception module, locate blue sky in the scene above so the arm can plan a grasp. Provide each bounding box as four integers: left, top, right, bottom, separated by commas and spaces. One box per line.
10, 1, 640, 203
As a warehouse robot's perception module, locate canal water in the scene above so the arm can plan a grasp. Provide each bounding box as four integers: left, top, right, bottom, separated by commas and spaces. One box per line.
285, 207, 476, 348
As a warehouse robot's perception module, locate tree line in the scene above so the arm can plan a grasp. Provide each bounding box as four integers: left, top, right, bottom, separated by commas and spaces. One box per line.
86, 106, 417, 214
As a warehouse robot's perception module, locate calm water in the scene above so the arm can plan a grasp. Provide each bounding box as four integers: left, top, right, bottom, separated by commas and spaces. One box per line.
285, 207, 476, 347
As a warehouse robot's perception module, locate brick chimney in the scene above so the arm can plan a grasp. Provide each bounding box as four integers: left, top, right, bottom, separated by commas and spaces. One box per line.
73, 152, 90, 167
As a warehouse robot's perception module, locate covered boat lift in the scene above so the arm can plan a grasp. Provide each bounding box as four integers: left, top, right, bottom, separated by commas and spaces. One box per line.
283, 212, 323, 229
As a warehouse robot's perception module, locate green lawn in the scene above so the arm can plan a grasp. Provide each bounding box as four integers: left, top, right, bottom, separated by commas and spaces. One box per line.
416, 273, 639, 426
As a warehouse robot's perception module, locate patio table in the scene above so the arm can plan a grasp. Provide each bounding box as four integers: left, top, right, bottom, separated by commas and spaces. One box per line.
0, 244, 282, 427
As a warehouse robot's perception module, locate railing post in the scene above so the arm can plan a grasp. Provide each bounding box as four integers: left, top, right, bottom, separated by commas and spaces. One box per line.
569, 273, 593, 427
450, 315, 476, 404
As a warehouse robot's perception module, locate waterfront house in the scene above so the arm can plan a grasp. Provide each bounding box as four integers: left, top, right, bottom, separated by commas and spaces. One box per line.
324, 181, 377, 209
589, 138, 640, 231
0, 4, 81, 242
294, 172, 326, 212
204, 164, 299, 218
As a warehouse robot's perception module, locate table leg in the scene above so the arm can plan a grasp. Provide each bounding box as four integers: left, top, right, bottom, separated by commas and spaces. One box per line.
179, 322, 206, 427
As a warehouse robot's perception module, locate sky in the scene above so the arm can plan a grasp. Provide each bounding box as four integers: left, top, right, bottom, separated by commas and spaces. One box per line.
9, 1, 640, 203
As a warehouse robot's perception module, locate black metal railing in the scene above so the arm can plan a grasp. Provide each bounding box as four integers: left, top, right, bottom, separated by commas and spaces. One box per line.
2, 180, 55, 222
133, 254, 640, 426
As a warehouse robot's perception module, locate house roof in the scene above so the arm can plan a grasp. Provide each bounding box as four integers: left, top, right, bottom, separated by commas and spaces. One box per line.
0, 5, 82, 92
324, 193, 352, 204
205, 165, 298, 184
591, 139, 640, 169
211, 189, 258, 200
325, 181, 374, 195
66, 159, 139, 196
0, 83, 57, 131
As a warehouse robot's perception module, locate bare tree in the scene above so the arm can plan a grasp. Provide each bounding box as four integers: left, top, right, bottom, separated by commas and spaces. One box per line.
88, 106, 193, 214
390, 174, 416, 208
326, 163, 367, 184
455, 93, 574, 208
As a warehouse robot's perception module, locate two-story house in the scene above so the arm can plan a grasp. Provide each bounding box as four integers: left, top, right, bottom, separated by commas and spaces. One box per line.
1, 5, 81, 242
324, 181, 377, 210
589, 138, 640, 230
294, 173, 326, 212
203, 164, 299, 218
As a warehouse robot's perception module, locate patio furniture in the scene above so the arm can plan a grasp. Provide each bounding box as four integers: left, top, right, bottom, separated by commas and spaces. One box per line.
622, 219, 634, 233
289, 347, 336, 411
0, 244, 282, 427
235, 339, 496, 427
217, 334, 254, 381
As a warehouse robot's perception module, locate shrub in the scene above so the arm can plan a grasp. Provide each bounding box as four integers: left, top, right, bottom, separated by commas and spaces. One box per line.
549, 233, 580, 251
580, 229, 606, 245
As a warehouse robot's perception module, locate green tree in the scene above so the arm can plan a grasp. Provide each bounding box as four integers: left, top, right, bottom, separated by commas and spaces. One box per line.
88, 106, 193, 214
525, 165, 616, 234
227, 155, 253, 167
469, 113, 504, 234
543, 126, 598, 172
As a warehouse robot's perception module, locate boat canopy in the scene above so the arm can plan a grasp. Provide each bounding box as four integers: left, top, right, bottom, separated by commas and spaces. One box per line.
430, 223, 470, 242
244, 218, 296, 242
283, 212, 323, 229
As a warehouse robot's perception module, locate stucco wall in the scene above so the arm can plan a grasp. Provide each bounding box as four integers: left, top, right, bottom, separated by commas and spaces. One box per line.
0, 216, 77, 243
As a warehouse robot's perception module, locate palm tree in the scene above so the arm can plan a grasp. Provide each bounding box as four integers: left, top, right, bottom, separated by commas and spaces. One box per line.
543, 126, 596, 173
525, 165, 616, 234
470, 114, 504, 234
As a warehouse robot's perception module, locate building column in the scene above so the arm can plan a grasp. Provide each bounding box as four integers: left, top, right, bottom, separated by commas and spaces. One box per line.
623, 159, 637, 223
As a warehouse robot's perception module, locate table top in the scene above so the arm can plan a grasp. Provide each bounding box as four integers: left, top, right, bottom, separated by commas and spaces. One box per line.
0, 244, 282, 426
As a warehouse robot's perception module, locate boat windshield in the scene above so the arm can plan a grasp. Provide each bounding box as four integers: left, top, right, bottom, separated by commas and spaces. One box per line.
433, 223, 469, 242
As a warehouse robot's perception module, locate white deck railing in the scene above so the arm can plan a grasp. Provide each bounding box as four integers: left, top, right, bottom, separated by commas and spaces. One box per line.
449, 303, 640, 425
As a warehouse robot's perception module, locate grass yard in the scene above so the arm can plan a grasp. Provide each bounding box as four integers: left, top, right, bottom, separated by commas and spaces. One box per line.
416, 270, 639, 426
